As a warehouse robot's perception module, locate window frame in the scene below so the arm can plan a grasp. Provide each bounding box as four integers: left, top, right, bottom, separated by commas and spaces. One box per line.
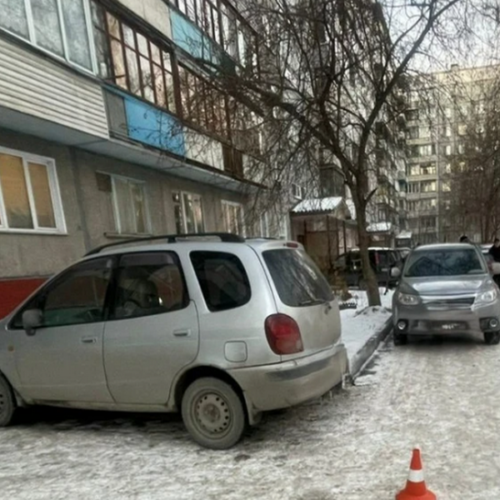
221, 200, 245, 236
0, 0, 97, 73
0, 146, 67, 235
105, 172, 151, 236
91, 2, 178, 113
173, 190, 205, 234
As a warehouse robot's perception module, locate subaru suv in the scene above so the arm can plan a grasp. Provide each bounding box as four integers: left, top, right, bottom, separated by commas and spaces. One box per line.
0, 234, 347, 449
392, 243, 500, 345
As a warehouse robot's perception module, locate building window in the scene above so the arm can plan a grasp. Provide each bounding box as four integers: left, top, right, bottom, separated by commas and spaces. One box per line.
406, 109, 419, 121
172, 0, 255, 68
421, 181, 437, 193
106, 174, 149, 235
409, 165, 420, 176
178, 65, 228, 138
443, 144, 452, 156
173, 191, 204, 234
419, 144, 435, 157
0, 0, 95, 71
221, 201, 245, 235
420, 163, 436, 175
408, 182, 420, 193
292, 184, 304, 200
91, 2, 177, 112
0, 147, 66, 233
407, 127, 419, 140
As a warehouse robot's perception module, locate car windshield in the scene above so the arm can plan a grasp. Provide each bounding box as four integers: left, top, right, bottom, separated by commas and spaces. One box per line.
263, 249, 333, 307
404, 248, 485, 277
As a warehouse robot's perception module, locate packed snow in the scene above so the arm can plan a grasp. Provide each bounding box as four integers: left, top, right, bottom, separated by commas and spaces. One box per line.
6, 289, 499, 499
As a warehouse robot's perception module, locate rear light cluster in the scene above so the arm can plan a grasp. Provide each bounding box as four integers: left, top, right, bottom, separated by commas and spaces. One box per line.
265, 314, 304, 355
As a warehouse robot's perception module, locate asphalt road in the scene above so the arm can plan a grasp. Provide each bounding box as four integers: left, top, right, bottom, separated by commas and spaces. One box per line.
1, 333, 499, 499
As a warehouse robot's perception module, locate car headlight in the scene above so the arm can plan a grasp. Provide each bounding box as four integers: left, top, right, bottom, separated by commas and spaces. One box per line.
475, 289, 498, 305
397, 292, 420, 306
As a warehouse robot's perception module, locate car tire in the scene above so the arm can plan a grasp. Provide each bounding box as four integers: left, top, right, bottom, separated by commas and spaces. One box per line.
181, 377, 246, 450
484, 332, 500, 345
394, 333, 408, 346
0, 374, 16, 427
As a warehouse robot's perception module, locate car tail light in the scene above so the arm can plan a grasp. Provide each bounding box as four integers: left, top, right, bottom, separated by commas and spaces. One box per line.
265, 314, 304, 355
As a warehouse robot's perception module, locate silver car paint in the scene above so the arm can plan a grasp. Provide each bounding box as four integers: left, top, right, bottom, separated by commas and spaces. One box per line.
393, 244, 500, 335
0, 240, 347, 423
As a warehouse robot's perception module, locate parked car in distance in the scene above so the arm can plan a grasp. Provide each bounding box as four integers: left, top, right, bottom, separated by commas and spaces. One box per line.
334, 247, 403, 289
392, 243, 500, 345
0, 233, 348, 450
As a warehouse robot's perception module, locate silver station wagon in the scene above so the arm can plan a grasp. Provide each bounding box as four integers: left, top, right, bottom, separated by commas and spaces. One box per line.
392, 243, 500, 346
0, 234, 347, 449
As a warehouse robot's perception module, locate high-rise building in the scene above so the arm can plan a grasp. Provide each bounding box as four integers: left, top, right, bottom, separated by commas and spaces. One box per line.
405, 64, 498, 243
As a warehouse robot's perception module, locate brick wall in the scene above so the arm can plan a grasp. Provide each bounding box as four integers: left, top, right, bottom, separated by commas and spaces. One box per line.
0, 278, 48, 319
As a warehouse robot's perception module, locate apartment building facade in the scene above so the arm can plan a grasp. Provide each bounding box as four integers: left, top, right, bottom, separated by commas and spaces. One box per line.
405, 65, 497, 243
0, 0, 278, 316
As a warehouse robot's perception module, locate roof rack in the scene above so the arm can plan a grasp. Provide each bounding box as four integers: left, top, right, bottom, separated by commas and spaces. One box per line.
85, 233, 245, 257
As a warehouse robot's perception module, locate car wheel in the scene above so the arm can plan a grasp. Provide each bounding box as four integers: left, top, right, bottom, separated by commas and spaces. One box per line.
0, 374, 16, 427
394, 333, 408, 346
484, 332, 500, 345
181, 377, 246, 450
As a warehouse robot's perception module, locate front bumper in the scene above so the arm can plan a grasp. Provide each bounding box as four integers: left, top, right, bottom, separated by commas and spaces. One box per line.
394, 301, 500, 335
229, 343, 348, 413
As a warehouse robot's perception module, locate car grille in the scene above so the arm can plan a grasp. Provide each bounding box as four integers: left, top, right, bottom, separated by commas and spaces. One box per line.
424, 296, 475, 309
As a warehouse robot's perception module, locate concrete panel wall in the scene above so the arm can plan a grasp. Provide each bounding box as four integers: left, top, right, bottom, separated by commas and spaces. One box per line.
0, 130, 247, 280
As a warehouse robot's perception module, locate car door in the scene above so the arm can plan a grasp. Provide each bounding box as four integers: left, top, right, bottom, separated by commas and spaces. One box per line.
103, 251, 199, 405
10, 257, 114, 403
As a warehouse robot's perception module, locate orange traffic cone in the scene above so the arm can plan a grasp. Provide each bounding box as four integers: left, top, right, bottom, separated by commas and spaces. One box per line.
396, 448, 436, 500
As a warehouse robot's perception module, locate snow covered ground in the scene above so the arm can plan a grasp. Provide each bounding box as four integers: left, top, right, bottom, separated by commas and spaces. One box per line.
341, 289, 393, 366
2, 333, 500, 499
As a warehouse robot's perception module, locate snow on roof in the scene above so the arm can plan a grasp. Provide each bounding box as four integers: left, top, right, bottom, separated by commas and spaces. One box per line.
396, 231, 412, 239
292, 197, 343, 214
367, 222, 393, 233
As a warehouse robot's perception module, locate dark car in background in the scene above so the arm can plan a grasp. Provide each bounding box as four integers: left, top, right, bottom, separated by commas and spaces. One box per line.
334, 247, 403, 289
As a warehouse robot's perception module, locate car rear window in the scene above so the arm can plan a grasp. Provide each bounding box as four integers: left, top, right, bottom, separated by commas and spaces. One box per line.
405, 248, 485, 277
190, 251, 251, 312
263, 249, 333, 307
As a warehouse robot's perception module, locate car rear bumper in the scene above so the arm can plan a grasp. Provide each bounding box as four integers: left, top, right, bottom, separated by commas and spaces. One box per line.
229, 343, 348, 413
394, 302, 500, 335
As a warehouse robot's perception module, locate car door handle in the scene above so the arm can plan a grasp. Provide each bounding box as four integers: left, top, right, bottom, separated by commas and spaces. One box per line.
173, 329, 191, 337
81, 337, 97, 344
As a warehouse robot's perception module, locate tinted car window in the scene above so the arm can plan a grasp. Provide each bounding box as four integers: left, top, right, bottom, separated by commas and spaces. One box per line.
191, 251, 251, 312
405, 249, 485, 277
11, 257, 113, 328
113, 252, 188, 320
263, 249, 333, 307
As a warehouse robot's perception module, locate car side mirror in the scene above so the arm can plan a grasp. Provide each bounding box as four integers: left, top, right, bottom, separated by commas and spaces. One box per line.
22, 309, 43, 336
391, 267, 401, 279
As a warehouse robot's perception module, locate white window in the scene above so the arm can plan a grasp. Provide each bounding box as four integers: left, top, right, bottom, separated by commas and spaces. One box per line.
260, 212, 269, 237
458, 143, 465, 154
222, 201, 245, 236
0, 147, 66, 233
110, 175, 149, 235
173, 191, 204, 234
443, 145, 452, 156
444, 125, 452, 137
0, 0, 96, 72
292, 184, 304, 200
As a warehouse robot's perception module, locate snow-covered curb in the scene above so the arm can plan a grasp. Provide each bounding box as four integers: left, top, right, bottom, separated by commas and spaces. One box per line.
347, 311, 392, 380
340, 290, 394, 380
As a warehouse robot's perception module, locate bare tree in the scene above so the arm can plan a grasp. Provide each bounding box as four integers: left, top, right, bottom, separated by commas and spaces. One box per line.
445, 71, 500, 242
183, 0, 470, 305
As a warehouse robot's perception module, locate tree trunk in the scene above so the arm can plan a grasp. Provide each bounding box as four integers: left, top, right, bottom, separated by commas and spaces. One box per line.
356, 205, 381, 307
